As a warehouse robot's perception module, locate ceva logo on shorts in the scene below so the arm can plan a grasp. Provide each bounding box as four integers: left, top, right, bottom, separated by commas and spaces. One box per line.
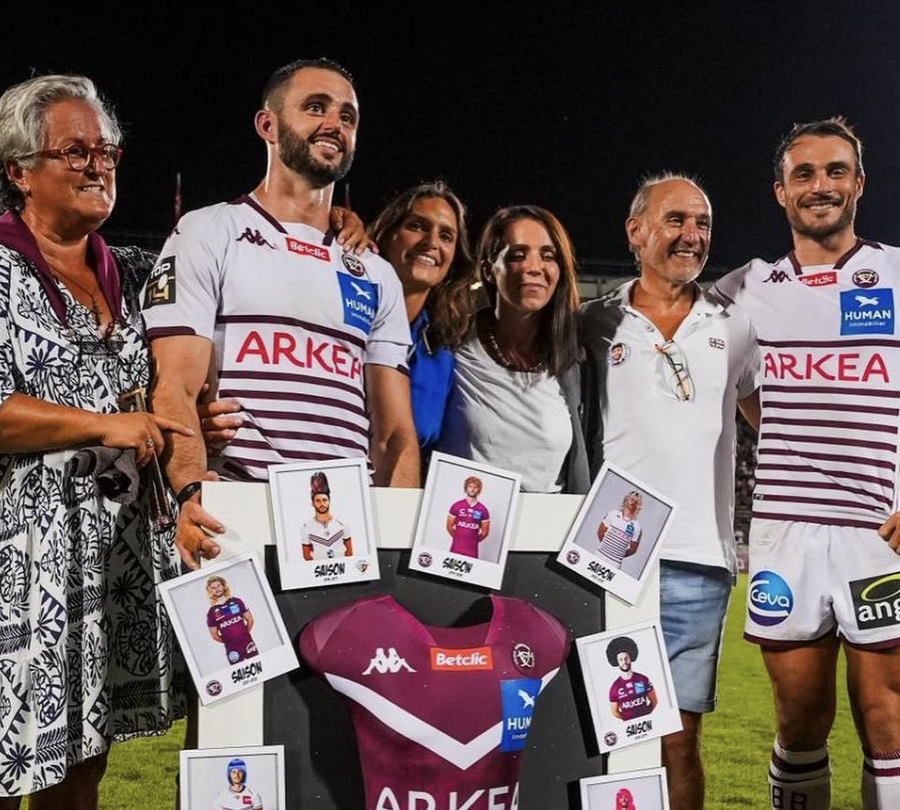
748, 570, 794, 626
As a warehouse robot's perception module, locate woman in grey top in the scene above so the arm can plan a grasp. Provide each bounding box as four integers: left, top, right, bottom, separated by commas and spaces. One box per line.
438, 205, 588, 493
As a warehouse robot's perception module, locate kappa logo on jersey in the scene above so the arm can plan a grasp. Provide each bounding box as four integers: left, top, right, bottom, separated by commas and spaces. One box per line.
362, 647, 417, 675
144, 257, 176, 308
840, 288, 895, 336
337, 273, 379, 334
849, 571, 900, 630
799, 271, 837, 287
236, 228, 276, 249
500, 678, 541, 752
430, 646, 494, 671
763, 270, 792, 284
341, 253, 367, 277
286, 237, 330, 262
853, 269, 880, 288
748, 570, 793, 626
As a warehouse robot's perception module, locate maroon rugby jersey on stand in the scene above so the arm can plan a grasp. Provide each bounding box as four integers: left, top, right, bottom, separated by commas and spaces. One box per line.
299, 595, 569, 810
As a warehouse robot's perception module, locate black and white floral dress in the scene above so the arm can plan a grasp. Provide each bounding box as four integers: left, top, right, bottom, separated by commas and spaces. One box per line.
0, 243, 184, 795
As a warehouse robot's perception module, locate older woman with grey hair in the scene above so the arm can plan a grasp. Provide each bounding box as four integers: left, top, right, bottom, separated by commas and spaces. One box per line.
0, 75, 194, 808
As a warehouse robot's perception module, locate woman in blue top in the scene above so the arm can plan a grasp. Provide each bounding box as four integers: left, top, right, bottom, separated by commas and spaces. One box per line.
369, 182, 475, 452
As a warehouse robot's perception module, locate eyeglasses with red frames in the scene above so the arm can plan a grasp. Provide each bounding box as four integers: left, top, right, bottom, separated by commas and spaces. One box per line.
18, 143, 123, 171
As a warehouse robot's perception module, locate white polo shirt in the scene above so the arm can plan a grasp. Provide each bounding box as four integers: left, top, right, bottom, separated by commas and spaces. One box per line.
581, 281, 759, 572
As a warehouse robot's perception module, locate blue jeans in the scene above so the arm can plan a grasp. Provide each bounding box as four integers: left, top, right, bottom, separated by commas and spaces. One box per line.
659, 560, 733, 714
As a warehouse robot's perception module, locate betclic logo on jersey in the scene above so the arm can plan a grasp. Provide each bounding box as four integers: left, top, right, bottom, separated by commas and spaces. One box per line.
840, 288, 895, 336
798, 271, 837, 287
748, 570, 794, 626
337, 273, 379, 334
286, 237, 330, 262
849, 571, 900, 630
430, 646, 494, 671
499, 677, 541, 752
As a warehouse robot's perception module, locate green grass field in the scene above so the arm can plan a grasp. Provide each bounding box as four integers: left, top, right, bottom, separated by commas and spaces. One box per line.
705, 575, 862, 810
95, 574, 863, 809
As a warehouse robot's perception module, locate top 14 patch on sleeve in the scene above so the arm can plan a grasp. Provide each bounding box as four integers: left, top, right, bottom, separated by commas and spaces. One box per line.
337, 273, 379, 334
144, 256, 177, 308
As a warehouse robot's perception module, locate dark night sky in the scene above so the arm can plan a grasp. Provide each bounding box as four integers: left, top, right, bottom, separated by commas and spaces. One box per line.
4, 2, 900, 270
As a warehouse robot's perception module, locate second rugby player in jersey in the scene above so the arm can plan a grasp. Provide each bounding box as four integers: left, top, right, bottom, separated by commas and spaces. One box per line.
715, 118, 900, 810
144, 59, 418, 567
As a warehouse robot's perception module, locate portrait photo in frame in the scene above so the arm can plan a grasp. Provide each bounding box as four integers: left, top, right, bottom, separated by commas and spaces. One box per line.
180, 745, 285, 810
269, 458, 380, 590
159, 552, 298, 705
556, 462, 676, 604
580, 767, 671, 810
408, 452, 521, 590
576, 620, 681, 753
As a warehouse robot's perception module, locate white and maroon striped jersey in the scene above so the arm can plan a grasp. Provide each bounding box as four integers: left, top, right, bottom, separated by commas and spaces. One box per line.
714, 239, 900, 530
597, 509, 642, 566
142, 195, 410, 480
301, 516, 351, 559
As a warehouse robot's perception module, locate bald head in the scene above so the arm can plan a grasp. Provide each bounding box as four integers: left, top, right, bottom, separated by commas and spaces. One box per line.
625, 176, 712, 284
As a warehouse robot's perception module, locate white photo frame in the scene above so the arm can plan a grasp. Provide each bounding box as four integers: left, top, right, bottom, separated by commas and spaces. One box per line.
576, 620, 681, 753
408, 453, 521, 590
556, 462, 676, 604
159, 551, 298, 705
269, 458, 380, 590
180, 745, 286, 810
580, 767, 671, 810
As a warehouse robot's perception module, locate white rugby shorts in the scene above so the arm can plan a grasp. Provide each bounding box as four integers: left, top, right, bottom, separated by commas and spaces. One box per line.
744, 518, 900, 648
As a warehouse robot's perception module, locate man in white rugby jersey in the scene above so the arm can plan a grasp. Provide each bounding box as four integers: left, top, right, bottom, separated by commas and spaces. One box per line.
714, 118, 900, 810
581, 174, 760, 810
144, 58, 418, 569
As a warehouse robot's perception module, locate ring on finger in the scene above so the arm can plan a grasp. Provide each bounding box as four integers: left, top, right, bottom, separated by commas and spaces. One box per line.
145, 438, 155, 448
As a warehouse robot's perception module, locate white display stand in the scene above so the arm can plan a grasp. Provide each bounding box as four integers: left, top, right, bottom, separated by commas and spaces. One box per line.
197, 483, 660, 775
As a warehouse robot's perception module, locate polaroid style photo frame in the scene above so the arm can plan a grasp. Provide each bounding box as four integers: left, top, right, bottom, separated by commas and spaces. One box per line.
408, 452, 521, 590
159, 551, 299, 705
269, 458, 380, 590
576, 620, 681, 753
580, 768, 671, 810
180, 745, 286, 810
556, 462, 677, 604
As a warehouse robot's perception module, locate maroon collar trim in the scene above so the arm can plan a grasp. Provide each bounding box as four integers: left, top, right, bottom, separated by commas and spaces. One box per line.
0, 210, 121, 325
230, 194, 337, 245
786, 237, 880, 275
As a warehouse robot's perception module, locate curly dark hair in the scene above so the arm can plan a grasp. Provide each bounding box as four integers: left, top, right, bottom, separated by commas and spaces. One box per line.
369, 181, 476, 350
605, 636, 639, 666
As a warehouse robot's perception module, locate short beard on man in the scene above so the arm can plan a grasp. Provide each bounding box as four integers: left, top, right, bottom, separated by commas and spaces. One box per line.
278, 119, 354, 188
